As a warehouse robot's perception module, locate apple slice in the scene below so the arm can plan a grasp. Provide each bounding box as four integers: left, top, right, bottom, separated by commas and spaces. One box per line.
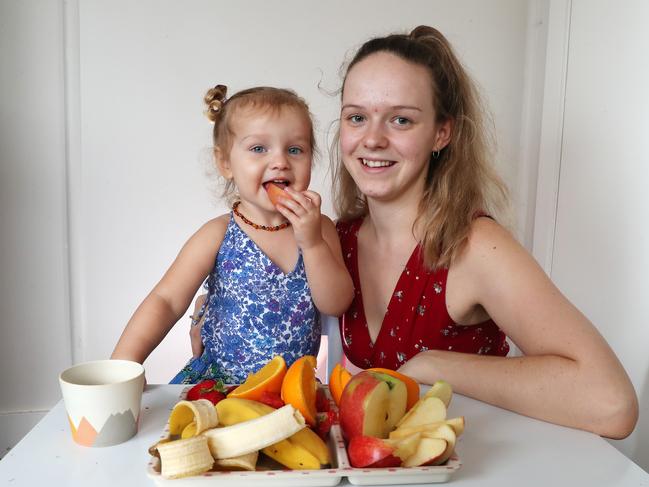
348, 433, 422, 468
339, 371, 407, 440
265, 182, 292, 206
445, 416, 465, 437
421, 423, 456, 465
401, 437, 448, 467
422, 380, 453, 407
348, 436, 399, 468
395, 396, 447, 430
389, 416, 465, 440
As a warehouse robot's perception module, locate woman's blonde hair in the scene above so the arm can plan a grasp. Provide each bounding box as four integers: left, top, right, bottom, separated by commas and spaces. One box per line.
332, 25, 509, 269
204, 85, 317, 202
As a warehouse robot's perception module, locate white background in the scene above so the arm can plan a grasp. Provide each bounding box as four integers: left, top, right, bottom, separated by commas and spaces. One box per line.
0, 0, 646, 473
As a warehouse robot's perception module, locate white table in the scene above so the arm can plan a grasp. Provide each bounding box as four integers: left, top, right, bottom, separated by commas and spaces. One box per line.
1, 384, 647, 486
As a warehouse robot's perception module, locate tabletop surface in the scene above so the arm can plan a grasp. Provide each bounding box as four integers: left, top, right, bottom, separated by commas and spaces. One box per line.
1, 384, 647, 486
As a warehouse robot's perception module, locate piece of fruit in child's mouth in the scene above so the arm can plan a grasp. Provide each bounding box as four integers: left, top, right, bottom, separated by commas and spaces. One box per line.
265, 181, 292, 206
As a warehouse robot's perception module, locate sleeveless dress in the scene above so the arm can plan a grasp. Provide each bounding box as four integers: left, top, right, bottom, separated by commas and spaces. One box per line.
170, 215, 321, 384
336, 218, 509, 371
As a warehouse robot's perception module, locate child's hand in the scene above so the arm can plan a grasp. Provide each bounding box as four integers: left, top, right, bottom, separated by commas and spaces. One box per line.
276, 188, 324, 250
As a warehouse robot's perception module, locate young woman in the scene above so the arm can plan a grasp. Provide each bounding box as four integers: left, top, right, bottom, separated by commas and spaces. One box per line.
331, 25, 637, 439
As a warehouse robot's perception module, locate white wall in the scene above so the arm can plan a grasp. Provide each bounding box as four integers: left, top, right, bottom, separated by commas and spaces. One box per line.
534, 0, 649, 471
73, 0, 531, 382
0, 0, 71, 455
1, 0, 533, 456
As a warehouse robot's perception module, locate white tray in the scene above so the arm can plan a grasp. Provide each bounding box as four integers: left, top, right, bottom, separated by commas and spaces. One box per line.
146, 386, 461, 486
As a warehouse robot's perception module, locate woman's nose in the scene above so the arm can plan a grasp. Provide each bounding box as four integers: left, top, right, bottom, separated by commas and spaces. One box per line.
362, 123, 388, 150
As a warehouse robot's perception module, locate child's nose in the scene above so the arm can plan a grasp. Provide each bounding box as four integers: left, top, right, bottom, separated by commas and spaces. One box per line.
270, 153, 290, 170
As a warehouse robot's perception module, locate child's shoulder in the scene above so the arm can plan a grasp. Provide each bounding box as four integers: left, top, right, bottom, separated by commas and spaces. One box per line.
193, 214, 231, 243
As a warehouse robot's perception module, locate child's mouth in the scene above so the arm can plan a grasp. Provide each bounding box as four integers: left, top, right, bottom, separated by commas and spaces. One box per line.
263, 180, 290, 190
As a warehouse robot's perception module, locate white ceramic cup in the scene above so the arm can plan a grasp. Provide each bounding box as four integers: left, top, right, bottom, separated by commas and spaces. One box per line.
59, 359, 145, 447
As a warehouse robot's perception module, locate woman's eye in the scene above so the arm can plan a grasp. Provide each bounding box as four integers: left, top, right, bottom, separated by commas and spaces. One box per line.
348, 114, 365, 124
394, 117, 411, 126
288, 146, 303, 155
250, 145, 266, 153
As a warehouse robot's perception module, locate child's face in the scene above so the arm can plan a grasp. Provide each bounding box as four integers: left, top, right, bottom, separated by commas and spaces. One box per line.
219, 106, 313, 215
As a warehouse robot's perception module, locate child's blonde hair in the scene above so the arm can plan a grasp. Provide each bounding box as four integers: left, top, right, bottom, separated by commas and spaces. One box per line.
204, 85, 317, 202
332, 25, 510, 269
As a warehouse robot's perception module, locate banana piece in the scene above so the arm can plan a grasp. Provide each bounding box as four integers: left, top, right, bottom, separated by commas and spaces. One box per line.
216, 397, 330, 467
156, 436, 214, 479
263, 438, 320, 470
203, 404, 306, 459
289, 427, 331, 465
214, 451, 259, 471
169, 399, 218, 436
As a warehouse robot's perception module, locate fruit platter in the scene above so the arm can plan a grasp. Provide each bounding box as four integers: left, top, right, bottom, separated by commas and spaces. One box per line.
146, 355, 461, 485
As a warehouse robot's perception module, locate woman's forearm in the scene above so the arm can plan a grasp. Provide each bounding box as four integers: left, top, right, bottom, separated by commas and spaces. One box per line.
398, 350, 638, 439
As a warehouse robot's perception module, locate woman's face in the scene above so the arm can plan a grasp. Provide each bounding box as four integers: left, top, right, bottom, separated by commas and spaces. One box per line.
340, 51, 450, 204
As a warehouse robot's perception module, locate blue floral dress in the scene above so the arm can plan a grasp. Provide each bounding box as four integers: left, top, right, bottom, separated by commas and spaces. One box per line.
170, 215, 321, 384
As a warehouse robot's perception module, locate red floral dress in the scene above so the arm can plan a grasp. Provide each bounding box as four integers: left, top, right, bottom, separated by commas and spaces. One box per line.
337, 218, 509, 370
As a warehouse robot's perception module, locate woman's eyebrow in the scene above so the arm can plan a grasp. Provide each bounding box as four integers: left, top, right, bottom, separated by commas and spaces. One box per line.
341, 104, 422, 112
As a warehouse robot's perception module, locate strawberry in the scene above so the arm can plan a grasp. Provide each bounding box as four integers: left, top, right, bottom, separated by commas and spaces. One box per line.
315, 410, 337, 440
257, 390, 285, 409
315, 387, 330, 412
186, 379, 227, 405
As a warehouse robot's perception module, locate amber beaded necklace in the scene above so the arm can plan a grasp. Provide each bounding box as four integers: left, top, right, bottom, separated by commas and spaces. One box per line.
232, 201, 290, 232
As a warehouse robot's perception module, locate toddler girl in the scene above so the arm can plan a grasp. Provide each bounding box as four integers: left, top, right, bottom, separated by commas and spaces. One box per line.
111, 85, 354, 384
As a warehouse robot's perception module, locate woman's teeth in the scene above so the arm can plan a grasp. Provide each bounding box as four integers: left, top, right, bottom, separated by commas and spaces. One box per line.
361, 159, 394, 168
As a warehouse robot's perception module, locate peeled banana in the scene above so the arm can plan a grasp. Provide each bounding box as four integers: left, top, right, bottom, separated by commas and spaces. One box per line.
169, 399, 218, 436
216, 397, 331, 467
203, 403, 306, 459
156, 435, 214, 479
213, 451, 259, 471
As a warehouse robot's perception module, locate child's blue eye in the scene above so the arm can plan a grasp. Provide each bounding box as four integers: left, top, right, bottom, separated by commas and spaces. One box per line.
288, 146, 303, 155
250, 145, 266, 153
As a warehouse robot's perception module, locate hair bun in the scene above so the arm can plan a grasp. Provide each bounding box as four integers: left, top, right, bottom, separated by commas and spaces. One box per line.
204, 84, 228, 122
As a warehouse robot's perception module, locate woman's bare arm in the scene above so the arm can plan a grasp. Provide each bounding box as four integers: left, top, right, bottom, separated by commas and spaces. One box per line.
398, 218, 638, 439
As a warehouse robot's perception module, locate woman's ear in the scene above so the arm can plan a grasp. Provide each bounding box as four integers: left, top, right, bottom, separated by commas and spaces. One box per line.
433, 118, 453, 151
214, 147, 233, 179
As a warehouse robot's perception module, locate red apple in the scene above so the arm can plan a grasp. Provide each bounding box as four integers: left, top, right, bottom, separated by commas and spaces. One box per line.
339, 371, 407, 440
347, 436, 400, 468
347, 433, 421, 468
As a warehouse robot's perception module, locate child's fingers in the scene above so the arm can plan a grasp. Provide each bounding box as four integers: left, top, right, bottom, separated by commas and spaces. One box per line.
284, 187, 318, 210
299, 190, 321, 208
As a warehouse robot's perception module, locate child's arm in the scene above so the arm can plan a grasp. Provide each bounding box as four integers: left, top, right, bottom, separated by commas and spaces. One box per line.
111, 216, 228, 364
278, 188, 354, 316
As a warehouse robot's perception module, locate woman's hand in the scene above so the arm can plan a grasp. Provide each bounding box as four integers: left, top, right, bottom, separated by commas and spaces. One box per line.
189, 294, 207, 358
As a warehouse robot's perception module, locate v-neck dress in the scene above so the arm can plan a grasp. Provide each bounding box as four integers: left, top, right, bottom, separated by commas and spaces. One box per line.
170, 214, 321, 384
336, 218, 509, 371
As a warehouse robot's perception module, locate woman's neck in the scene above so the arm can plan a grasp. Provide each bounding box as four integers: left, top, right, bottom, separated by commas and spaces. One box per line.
363, 198, 421, 248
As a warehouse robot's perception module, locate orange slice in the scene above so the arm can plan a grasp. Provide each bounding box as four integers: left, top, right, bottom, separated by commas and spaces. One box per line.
368, 367, 420, 410
328, 363, 353, 406
281, 355, 317, 426
227, 355, 287, 401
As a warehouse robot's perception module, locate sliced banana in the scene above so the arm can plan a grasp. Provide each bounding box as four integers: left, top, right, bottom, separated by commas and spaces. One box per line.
169, 399, 218, 436
203, 404, 306, 459
214, 451, 259, 471
156, 436, 214, 479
